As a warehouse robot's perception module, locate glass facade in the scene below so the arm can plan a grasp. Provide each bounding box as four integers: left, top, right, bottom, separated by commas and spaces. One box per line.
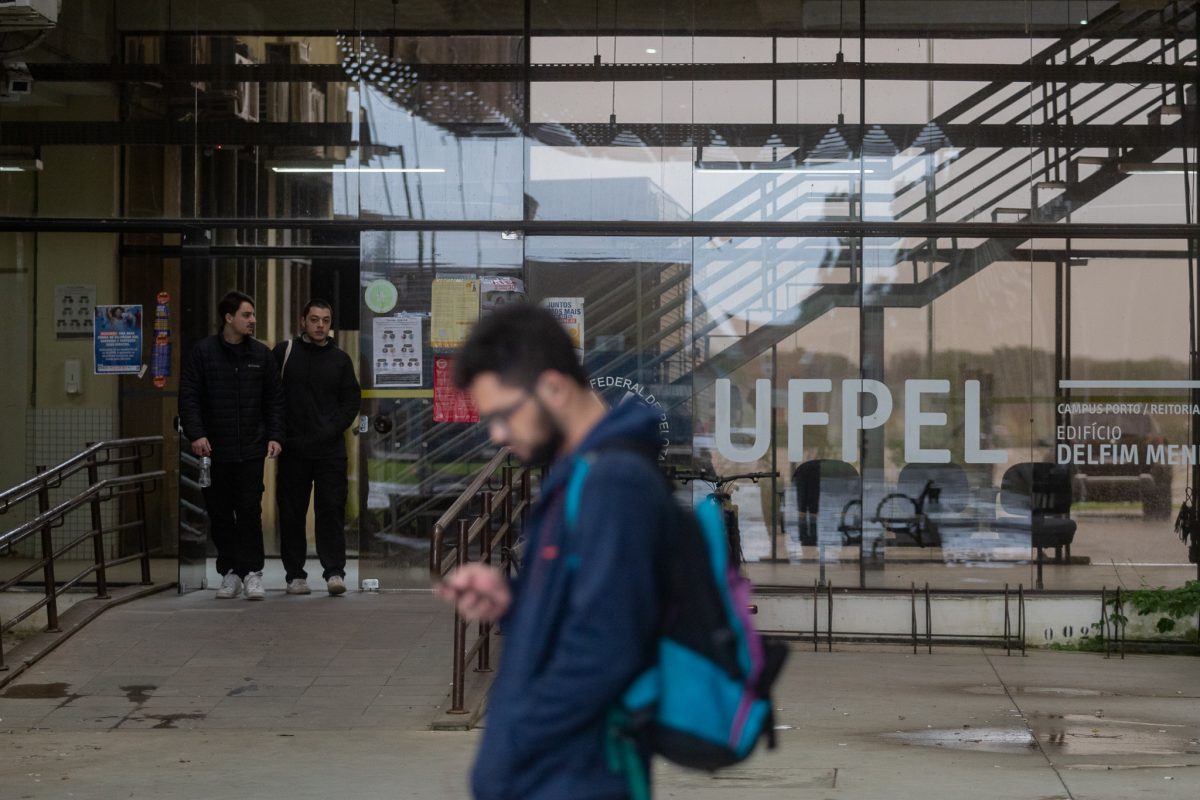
1, 1, 1197, 591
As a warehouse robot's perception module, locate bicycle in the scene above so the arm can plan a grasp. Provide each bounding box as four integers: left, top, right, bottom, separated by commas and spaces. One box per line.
670, 469, 779, 570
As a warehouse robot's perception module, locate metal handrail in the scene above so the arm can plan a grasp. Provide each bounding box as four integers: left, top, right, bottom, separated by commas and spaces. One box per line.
430, 451, 534, 714
0, 437, 162, 513
0, 437, 164, 671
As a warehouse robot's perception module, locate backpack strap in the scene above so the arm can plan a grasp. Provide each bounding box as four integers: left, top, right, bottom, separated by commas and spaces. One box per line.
280, 337, 295, 379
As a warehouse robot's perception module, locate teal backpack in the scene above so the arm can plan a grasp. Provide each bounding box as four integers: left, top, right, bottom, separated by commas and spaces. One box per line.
565, 453, 788, 800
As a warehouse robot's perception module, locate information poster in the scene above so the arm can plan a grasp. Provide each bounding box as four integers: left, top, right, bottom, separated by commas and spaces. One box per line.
542, 297, 585, 360
151, 292, 172, 388
373, 314, 423, 388
433, 357, 479, 423
94, 304, 143, 375
431, 278, 480, 349
481, 275, 525, 314
55, 284, 95, 339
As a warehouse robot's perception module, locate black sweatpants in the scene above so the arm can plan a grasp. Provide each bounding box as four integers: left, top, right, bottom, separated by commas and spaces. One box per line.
203, 458, 266, 578
276, 455, 348, 582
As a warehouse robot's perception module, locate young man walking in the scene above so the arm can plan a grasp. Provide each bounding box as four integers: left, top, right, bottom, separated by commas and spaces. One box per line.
179, 291, 284, 601
272, 299, 362, 596
436, 304, 674, 800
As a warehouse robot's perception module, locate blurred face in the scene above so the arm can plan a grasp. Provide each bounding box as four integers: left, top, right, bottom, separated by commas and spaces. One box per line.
225, 301, 256, 338
470, 372, 564, 466
302, 305, 332, 342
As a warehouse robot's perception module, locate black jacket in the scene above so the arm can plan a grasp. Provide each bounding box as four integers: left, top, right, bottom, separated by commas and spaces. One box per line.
179, 334, 286, 463
272, 335, 361, 459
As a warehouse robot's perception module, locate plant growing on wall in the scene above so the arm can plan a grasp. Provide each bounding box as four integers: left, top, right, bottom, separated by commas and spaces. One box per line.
1106, 581, 1200, 638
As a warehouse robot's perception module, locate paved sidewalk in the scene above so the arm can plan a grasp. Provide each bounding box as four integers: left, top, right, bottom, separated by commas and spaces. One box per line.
1, 589, 1198, 799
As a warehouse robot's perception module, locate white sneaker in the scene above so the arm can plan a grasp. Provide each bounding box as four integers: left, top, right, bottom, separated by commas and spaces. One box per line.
216, 573, 242, 599
326, 575, 346, 596
286, 578, 311, 595
244, 572, 266, 600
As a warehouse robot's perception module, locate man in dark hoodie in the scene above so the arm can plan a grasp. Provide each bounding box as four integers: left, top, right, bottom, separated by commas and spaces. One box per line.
437, 303, 673, 800
179, 291, 285, 601
272, 299, 362, 597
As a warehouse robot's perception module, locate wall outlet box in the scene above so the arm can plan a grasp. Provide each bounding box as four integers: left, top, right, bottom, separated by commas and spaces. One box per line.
361, 578, 380, 592
64, 358, 81, 394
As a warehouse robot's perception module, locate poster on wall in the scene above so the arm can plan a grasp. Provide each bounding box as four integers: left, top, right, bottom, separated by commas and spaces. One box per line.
430, 277, 480, 350
94, 304, 143, 375
372, 314, 423, 388
151, 292, 172, 388
542, 297, 585, 361
55, 284, 95, 339
481, 276, 525, 314
433, 356, 479, 423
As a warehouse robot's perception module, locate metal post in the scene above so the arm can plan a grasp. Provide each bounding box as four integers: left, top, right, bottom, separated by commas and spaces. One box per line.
133, 447, 151, 585
1101, 586, 1110, 659
86, 456, 110, 600
1036, 545, 1045, 591
1018, 584, 1026, 657
1004, 584, 1011, 656
826, 581, 833, 652
1116, 587, 1126, 660
36, 475, 60, 633
910, 583, 918, 654
448, 519, 471, 715
812, 580, 819, 652
478, 492, 494, 674
502, 466, 514, 572
925, 583, 932, 654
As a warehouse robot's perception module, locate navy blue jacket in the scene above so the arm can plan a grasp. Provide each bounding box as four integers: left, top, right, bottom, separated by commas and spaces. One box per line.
471, 400, 673, 800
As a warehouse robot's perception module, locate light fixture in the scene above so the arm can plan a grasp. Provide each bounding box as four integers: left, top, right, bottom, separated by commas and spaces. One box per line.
1117, 162, 1198, 175
270, 166, 445, 174
0, 158, 42, 172
645, 48, 657, 54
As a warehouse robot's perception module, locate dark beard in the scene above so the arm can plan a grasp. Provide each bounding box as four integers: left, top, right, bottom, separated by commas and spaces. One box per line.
524, 400, 566, 468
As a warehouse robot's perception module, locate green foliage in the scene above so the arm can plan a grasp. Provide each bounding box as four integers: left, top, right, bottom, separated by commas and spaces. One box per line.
1105, 581, 1200, 638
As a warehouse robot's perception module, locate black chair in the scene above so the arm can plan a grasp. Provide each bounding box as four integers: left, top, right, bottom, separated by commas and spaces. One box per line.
999, 462, 1077, 564
886, 463, 976, 548
793, 459, 862, 547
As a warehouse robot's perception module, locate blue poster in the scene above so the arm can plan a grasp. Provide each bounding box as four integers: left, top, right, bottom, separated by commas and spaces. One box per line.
94, 304, 143, 375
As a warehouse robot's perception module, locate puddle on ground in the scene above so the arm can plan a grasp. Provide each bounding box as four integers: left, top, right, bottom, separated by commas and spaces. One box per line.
0, 682, 72, 699
120, 685, 156, 704
884, 727, 1038, 753
138, 713, 207, 730
962, 685, 1107, 698
887, 721, 1199, 757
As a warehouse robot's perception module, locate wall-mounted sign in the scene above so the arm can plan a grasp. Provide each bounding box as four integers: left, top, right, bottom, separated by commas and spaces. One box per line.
364, 279, 399, 314
431, 278, 480, 350
94, 304, 143, 375
54, 284, 95, 340
541, 297, 584, 361
433, 357, 478, 423
151, 292, 171, 388
372, 315, 423, 388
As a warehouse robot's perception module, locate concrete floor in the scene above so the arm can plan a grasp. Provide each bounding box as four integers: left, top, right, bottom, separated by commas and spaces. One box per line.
1, 590, 1197, 799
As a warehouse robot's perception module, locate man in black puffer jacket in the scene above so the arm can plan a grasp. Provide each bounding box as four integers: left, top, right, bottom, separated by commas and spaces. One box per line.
179, 291, 285, 601
272, 299, 361, 597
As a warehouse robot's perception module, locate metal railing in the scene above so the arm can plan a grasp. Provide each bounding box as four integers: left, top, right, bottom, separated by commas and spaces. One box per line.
431, 448, 533, 714
0, 437, 165, 670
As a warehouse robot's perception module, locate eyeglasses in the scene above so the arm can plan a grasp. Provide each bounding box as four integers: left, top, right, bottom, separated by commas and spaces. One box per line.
478, 393, 532, 432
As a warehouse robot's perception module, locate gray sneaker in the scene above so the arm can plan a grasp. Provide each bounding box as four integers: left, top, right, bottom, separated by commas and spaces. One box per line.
326, 575, 346, 596
286, 578, 311, 595
216, 573, 242, 599
244, 572, 266, 600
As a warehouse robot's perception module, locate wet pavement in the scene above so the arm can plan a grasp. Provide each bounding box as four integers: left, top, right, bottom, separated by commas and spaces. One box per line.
1, 590, 1198, 798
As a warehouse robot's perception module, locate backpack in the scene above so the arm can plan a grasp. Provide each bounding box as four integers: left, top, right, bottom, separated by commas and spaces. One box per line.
564, 451, 788, 799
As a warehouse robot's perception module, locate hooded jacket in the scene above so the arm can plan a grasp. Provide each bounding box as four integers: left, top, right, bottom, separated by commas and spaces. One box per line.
471, 399, 673, 800
178, 333, 286, 463
271, 335, 361, 460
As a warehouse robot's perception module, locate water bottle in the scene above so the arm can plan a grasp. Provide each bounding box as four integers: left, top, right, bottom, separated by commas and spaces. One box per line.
198, 456, 212, 488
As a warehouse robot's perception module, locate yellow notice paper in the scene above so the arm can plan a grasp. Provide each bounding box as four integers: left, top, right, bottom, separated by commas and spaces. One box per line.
430, 278, 480, 349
